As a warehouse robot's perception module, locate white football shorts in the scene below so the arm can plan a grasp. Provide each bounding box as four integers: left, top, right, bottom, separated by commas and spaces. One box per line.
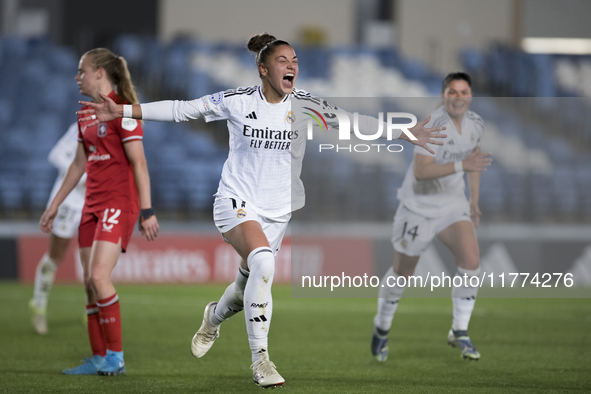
213, 196, 291, 256
392, 200, 472, 257
52, 202, 83, 239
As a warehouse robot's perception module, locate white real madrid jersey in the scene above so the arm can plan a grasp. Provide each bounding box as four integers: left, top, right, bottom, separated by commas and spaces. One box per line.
47, 122, 86, 210
143, 86, 316, 218
397, 105, 485, 218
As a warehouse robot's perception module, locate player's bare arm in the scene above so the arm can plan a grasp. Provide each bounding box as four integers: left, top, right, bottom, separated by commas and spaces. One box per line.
40, 142, 87, 233
123, 140, 159, 241
414, 146, 491, 181
462, 147, 492, 172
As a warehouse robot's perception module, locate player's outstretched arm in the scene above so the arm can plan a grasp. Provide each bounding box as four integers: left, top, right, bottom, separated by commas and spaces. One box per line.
399, 115, 447, 155
77, 92, 143, 127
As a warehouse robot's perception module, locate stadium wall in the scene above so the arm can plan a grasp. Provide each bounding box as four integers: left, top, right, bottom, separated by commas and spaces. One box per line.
158, 0, 356, 46
397, 0, 514, 73
523, 0, 591, 39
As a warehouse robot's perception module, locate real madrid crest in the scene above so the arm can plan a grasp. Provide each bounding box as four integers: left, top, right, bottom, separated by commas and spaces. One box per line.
97, 123, 108, 138
286, 111, 295, 124
236, 208, 247, 219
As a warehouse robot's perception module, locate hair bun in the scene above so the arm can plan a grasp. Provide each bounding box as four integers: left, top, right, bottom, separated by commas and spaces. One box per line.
247, 33, 277, 53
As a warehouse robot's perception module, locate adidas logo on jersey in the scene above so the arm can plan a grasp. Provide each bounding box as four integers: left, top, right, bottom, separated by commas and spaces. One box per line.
249, 315, 267, 322
245, 111, 257, 119
448, 139, 455, 145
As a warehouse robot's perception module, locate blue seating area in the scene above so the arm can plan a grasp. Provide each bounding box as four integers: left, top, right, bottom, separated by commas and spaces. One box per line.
0, 37, 79, 213
1, 35, 590, 222
461, 46, 557, 97
461, 46, 591, 146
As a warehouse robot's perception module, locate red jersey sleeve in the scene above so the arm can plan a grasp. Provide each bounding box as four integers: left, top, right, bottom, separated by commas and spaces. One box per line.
117, 118, 144, 143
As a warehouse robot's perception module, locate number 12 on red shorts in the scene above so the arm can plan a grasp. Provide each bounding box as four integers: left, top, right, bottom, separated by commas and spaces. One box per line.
79, 208, 137, 251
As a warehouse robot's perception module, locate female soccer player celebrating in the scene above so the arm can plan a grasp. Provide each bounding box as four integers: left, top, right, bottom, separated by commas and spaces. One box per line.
371, 72, 492, 362
77, 33, 444, 388
40, 48, 159, 376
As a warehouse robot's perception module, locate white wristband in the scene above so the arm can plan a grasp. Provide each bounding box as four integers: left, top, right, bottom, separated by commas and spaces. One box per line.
123, 105, 133, 118
454, 161, 463, 173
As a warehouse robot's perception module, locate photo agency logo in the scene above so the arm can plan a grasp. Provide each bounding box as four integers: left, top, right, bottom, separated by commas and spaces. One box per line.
303, 108, 418, 153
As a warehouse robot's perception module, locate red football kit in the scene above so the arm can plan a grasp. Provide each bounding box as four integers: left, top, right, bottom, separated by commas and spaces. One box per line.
77, 91, 143, 251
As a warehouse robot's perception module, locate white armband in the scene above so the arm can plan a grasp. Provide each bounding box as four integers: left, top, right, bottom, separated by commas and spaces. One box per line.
454, 161, 463, 173
123, 105, 133, 118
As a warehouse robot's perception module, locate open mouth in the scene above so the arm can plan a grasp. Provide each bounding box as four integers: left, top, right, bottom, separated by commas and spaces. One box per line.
282, 73, 295, 88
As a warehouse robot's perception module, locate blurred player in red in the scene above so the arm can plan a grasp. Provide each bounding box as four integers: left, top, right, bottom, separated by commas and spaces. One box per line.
30, 122, 86, 335
40, 48, 159, 376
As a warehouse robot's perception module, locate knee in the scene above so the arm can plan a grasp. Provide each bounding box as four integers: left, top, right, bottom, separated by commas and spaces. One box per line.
458, 250, 480, 271
88, 269, 110, 292
247, 247, 275, 278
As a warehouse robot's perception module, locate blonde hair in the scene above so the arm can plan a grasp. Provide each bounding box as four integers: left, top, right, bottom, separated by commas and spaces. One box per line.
84, 48, 139, 105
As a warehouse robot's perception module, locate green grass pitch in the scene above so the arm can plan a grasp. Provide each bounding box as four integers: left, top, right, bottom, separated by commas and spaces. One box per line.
1, 282, 590, 393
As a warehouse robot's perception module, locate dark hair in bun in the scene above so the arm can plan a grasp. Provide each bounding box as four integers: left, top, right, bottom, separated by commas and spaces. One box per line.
247, 32, 291, 65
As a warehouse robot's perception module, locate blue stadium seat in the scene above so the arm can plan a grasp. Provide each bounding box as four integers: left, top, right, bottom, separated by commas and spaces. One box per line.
48, 47, 78, 76
113, 35, 145, 67
461, 48, 486, 75
0, 176, 24, 210
479, 167, 505, 215
376, 48, 401, 70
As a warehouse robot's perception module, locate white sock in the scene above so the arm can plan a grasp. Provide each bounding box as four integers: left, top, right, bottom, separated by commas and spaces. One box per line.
374, 266, 406, 333
211, 266, 250, 325
451, 266, 481, 331
243, 247, 275, 363
33, 254, 58, 310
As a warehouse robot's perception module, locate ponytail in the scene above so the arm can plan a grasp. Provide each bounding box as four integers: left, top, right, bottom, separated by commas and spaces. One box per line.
84, 48, 139, 105
114, 56, 139, 105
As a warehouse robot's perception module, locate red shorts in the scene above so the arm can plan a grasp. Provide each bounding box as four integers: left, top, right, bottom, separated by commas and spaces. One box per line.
78, 208, 138, 252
